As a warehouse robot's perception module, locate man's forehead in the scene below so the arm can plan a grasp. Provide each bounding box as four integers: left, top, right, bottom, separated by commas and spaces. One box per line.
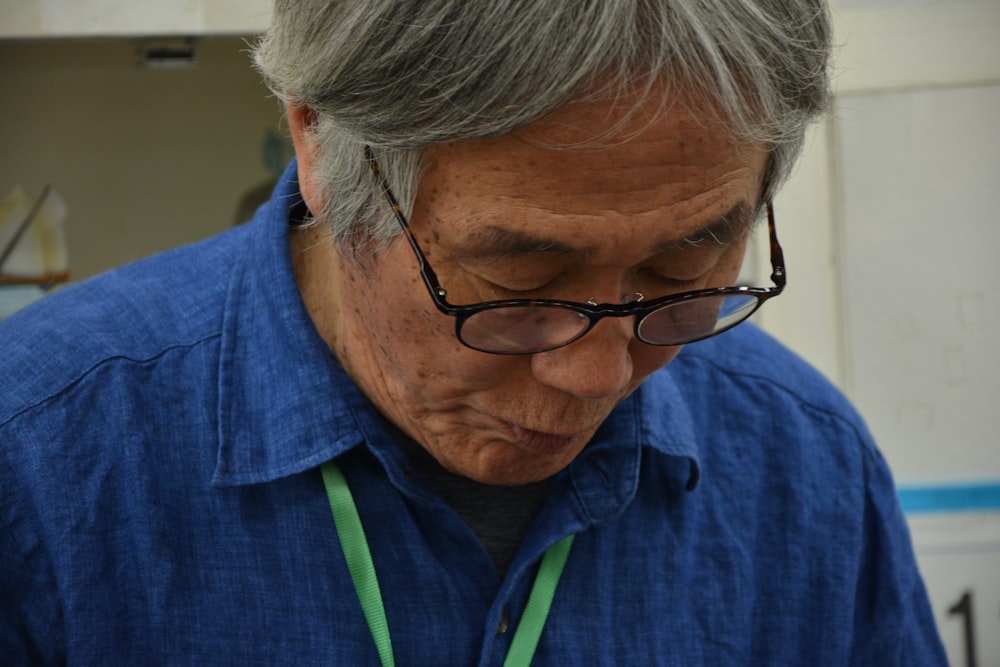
412, 94, 769, 263
423, 92, 766, 190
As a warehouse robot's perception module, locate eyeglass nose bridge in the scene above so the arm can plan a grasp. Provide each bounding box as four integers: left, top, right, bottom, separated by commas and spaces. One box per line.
586, 293, 645, 307
575, 299, 688, 343
577, 305, 654, 344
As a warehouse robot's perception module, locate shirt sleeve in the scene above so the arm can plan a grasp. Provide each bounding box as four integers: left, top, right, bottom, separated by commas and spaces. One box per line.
850, 443, 948, 666
0, 437, 65, 666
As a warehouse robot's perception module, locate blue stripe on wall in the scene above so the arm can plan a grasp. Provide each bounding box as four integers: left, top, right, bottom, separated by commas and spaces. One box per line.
897, 483, 1000, 514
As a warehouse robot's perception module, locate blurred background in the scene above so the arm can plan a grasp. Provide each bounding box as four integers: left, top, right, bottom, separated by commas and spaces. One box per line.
1, 1, 998, 663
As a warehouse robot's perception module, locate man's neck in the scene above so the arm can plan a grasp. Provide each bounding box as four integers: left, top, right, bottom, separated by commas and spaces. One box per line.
395, 431, 551, 579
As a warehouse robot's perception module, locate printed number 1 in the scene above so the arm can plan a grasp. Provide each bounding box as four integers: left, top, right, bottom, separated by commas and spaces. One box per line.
948, 590, 977, 667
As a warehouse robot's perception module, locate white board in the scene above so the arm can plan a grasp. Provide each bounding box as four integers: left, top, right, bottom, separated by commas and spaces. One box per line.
837, 84, 1000, 667
837, 84, 1000, 485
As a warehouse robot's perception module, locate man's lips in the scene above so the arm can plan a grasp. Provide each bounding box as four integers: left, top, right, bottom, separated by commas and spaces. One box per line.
505, 422, 585, 455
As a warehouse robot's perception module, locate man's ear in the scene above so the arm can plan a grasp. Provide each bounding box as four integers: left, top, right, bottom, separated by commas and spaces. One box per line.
286, 102, 324, 216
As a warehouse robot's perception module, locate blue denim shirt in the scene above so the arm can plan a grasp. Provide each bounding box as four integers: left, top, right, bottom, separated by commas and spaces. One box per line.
0, 162, 945, 665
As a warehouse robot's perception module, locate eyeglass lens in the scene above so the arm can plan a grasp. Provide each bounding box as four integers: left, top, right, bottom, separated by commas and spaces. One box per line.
460, 305, 591, 354
634, 293, 760, 344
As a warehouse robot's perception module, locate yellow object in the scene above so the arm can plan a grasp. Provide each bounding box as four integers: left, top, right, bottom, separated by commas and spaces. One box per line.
0, 185, 69, 285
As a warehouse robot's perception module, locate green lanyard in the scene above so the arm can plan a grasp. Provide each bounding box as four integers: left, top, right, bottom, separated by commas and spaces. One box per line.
321, 461, 574, 667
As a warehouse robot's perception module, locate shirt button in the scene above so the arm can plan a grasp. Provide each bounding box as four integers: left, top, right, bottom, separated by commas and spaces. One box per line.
496, 607, 510, 636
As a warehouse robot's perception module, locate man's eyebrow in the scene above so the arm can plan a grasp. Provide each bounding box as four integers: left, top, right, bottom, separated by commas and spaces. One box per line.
652, 202, 757, 254
450, 201, 757, 259
452, 225, 576, 260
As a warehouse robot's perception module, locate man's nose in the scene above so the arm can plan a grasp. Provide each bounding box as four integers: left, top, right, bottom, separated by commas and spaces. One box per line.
529, 315, 634, 400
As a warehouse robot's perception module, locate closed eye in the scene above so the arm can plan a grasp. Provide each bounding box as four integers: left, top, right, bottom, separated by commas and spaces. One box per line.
639, 271, 705, 291
478, 275, 560, 298
637, 257, 717, 290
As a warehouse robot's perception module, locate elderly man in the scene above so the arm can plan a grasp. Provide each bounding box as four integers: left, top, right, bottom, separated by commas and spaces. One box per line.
0, 0, 946, 664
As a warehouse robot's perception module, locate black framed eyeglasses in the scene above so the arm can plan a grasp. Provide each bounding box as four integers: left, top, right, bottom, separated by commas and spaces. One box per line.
365, 146, 786, 355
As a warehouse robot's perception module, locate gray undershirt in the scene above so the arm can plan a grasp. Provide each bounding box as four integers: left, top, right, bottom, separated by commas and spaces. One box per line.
395, 434, 551, 579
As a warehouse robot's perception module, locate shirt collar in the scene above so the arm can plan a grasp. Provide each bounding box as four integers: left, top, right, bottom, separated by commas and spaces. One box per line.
212, 160, 701, 492
561, 371, 700, 526
636, 367, 702, 491
212, 160, 370, 486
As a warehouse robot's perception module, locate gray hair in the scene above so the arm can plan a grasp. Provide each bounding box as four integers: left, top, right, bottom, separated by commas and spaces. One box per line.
253, 0, 831, 251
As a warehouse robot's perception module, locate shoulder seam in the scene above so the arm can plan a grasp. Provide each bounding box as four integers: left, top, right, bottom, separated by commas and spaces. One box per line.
678, 349, 870, 443
0, 332, 222, 430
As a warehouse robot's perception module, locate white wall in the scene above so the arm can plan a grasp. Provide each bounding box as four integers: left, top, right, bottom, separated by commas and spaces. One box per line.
0, 37, 285, 281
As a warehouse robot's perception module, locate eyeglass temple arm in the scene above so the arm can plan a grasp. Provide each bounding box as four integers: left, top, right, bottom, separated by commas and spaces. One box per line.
765, 202, 786, 289
364, 146, 448, 297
